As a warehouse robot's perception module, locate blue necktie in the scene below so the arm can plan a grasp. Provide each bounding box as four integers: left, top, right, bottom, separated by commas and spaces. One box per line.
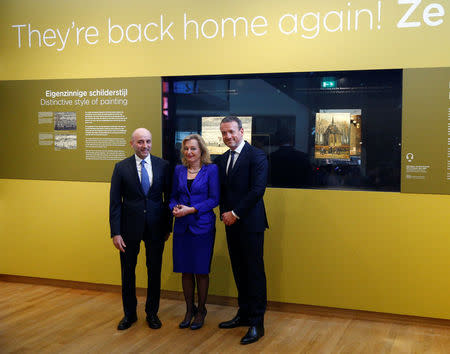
140, 160, 150, 195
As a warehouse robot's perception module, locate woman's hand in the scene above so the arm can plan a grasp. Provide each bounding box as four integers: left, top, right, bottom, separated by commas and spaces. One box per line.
172, 204, 196, 217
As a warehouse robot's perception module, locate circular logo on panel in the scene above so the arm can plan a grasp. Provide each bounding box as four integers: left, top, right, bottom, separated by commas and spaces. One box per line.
406, 153, 414, 163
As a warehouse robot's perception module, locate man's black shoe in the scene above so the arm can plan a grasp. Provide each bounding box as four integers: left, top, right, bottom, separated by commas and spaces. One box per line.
240, 325, 264, 345
218, 315, 250, 329
146, 314, 162, 329
117, 316, 137, 330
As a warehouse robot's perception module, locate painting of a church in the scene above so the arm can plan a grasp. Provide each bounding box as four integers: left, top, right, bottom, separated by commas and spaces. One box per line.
314, 113, 351, 160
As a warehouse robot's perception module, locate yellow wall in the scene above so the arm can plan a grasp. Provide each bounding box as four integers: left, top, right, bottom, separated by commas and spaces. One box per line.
1, 178, 449, 319
2, 0, 450, 79
1, 0, 450, 320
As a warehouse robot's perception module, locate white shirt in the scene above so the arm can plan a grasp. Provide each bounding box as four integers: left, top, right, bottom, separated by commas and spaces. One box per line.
135, 154, 153, 187
226, 139, 245, 174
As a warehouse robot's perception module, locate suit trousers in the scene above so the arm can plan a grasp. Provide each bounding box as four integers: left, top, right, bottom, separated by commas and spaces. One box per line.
119, 231, 165, 318
226, 228, 267, 326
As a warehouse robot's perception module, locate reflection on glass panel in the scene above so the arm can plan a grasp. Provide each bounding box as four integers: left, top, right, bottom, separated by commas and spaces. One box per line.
201, 116, 252, 154
162, 70, 402, 192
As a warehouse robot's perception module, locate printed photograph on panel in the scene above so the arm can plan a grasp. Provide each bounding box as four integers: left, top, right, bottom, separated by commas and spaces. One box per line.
202, 116, 252, 154
55, 134, 77, 150
54, 112, 77, 130
315, 113, 351, 160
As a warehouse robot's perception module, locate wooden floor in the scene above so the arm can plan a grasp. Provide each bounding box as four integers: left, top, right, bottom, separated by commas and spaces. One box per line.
1, 281, 449, 353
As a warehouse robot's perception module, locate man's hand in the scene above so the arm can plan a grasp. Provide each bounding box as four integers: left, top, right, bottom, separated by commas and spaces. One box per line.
164, 233, 170, 241
221, 211, 237, 226
112, 235, 126, 252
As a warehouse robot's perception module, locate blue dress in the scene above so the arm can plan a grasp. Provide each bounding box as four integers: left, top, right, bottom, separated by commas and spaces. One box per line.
169, 164, 220, 274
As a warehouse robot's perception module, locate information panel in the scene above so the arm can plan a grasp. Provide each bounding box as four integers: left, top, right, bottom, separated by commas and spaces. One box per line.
402, 68, 450, 194
0, 77, 161, 182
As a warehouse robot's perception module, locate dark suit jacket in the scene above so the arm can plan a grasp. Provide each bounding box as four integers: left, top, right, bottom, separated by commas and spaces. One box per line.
169, 164, 220, 236
216, 141, 269, 233
109, 154, 172, 241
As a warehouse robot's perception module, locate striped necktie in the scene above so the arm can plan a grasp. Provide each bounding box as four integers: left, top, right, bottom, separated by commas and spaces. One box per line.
140, 160, 150, 195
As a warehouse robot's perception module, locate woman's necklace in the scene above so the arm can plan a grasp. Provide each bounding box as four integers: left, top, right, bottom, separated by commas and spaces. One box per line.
188, 167, 201, 174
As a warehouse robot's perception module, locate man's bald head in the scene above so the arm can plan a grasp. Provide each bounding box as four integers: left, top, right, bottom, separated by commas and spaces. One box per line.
130, 128, 152, 159
131, 128, 151, 142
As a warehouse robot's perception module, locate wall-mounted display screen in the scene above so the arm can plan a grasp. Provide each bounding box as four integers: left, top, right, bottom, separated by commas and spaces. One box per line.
162, 70, 403, 192
1, 68, 448, 194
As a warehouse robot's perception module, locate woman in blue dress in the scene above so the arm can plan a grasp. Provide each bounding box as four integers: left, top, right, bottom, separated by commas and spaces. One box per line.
169, 134, 220, 330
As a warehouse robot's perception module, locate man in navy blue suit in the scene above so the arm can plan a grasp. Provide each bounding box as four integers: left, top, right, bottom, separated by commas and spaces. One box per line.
216, 116, 269, 345
109, 128, 171, 331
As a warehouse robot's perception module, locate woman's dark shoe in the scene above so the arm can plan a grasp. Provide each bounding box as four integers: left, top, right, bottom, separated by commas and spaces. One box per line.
179, 305, 197, 329
190, 308, 207, 330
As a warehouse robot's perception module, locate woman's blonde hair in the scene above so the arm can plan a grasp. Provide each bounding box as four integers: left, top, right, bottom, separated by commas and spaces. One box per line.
181, 134, 212, 167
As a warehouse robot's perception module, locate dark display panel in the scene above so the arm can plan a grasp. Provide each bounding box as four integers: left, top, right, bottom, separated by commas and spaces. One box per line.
162, 70, 402, 191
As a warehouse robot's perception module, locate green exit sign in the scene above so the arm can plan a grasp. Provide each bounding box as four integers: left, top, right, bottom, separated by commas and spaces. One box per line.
321, 77, 337, 88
